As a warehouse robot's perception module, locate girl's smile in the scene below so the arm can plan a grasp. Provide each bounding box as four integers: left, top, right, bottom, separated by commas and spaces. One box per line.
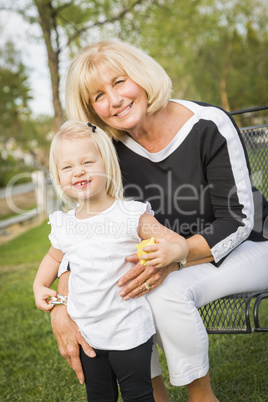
72, 179, 91, 189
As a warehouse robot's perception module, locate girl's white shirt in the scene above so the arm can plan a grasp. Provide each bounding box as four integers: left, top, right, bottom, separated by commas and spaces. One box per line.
49, 199, 155, 350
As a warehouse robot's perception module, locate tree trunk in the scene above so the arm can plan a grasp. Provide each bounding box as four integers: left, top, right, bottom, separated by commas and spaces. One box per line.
47, 46, 62, 132
34, 0, 63, 132
32, 0, 152, 132
220, 76, 230, 112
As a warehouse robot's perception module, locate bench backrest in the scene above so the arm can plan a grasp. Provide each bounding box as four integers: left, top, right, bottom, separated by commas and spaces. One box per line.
240, 124, 268, 200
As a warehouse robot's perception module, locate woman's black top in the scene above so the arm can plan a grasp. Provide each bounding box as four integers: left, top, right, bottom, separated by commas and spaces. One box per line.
114, 100, 268, 266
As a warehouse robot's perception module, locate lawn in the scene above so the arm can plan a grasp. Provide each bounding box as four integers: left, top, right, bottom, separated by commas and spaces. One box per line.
0, 222, 267, 401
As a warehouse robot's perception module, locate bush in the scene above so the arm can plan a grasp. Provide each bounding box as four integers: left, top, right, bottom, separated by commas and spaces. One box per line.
0, 155, 34, 187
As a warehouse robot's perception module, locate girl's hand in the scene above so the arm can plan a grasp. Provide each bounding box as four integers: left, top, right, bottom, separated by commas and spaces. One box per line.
140, 237, 186, 268
34, 286, 57, 312
117, 253, 178, 300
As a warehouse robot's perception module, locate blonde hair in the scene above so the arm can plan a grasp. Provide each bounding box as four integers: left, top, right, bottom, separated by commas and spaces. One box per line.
49, 120, 124, 209
65, 38, 172, 140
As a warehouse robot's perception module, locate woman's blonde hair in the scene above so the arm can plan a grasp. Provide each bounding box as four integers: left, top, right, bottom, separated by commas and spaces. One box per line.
65, 38, 172, 140
49, 120, 124, 209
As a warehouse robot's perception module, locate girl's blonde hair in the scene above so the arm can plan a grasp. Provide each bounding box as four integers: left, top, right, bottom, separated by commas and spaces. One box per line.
49, 120, 124, 209
65, 38, 172, 140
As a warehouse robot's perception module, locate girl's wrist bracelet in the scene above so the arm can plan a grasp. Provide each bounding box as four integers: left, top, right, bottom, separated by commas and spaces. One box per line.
50, 294, 68, 306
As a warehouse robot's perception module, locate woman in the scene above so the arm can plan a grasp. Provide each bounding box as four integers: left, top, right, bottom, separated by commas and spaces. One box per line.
51, 39, 268, 401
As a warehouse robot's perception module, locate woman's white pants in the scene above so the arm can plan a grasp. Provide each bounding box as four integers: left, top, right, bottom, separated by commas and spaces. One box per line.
147, 240, 268, 386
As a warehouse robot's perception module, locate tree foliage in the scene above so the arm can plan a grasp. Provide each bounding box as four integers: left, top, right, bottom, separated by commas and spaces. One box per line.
1, 0, 267, 129
2, 0, 158, 131
127, 0, 268, 112
0, 37, 52, 148
0, 41, 32, 138
187, 0, 268, 111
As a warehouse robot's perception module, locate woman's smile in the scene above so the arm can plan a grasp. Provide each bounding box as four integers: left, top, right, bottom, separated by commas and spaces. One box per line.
114, 101, 134, 117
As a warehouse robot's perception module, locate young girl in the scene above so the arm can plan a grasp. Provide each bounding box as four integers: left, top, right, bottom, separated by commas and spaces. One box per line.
33, 120, 188, 402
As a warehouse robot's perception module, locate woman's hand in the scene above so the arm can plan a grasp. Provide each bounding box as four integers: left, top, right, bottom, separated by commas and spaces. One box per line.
50, 304, 96, 384
118, 254, 178, 300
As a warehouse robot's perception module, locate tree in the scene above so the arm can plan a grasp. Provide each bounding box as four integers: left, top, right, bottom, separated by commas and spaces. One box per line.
1, 0, 266, 128
0, 36, 52, 160
130, 0, 219, 101
1, 0, 159, 131
187, 0, 268, 111
0, 40, 32, 140
128, 0, 268, 112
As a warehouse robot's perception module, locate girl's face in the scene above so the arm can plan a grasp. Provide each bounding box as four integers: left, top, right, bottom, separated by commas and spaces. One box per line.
58, 136, 107, 204
90, 66, 148, 134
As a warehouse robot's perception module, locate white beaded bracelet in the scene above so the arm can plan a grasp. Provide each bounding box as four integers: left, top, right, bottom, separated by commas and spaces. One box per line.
50, 294, 68, 306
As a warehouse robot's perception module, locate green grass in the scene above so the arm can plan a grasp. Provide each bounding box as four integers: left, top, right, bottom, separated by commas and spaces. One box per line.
1, 223, 268, 401
0, 220, 50, 266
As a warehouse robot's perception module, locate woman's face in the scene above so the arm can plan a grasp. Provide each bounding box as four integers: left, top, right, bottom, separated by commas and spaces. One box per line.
90, 66, 148, 133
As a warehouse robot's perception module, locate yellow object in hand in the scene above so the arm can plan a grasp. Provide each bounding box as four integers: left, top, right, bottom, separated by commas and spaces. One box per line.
135, 237, 156, 266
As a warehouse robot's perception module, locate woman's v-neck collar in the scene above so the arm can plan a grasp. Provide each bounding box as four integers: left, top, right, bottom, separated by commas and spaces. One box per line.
119, 100, 198, 162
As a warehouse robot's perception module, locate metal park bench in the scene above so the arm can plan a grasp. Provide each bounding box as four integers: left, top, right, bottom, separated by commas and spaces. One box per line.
199, 106, 268, 334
